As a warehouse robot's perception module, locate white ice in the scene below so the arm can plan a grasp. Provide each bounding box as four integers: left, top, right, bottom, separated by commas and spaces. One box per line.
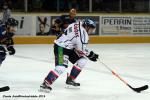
0, 44, 150, 100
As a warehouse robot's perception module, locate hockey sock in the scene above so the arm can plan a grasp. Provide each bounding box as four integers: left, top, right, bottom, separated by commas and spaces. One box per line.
69, 66, 81, 80
44, 70, 59, 85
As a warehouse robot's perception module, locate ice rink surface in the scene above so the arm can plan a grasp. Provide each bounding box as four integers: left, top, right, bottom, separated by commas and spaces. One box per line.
0, 44, 150, 100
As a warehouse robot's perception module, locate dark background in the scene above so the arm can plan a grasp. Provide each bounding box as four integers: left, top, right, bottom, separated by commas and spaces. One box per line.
0, 0, 149, 13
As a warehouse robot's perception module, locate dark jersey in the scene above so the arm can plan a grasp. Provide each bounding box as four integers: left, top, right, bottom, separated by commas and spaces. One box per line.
0, 25, 14, 46
0, 25, 15, 64
51, 15, 76, 36
55, 15, 76, 30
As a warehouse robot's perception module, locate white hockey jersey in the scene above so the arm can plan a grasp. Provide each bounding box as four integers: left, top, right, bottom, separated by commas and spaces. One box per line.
54, 21, 90, 56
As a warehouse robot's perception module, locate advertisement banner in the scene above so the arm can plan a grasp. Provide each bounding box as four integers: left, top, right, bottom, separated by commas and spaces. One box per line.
9, 15, 150, 36
36, 16, 51, 36
101, 16, 150, 35
12, 16, 36, 36
101, 17, 132, 35
132, 16, 150, 34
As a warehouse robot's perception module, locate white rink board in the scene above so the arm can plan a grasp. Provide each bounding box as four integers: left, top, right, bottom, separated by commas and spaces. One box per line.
9, 14, 150, 36
0, 44, 150, 100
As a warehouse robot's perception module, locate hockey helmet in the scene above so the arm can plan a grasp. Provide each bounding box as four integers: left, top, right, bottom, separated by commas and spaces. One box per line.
6, 18, 18, 26
82, 19, 96, 28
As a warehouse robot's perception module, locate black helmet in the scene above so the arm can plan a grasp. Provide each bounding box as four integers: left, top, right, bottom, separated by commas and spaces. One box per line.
6, 18, 18, 26
82, 19, 96, 28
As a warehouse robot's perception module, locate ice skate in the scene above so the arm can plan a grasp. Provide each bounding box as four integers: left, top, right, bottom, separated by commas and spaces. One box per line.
65, 75, 80, 89
39, 82, 52, 93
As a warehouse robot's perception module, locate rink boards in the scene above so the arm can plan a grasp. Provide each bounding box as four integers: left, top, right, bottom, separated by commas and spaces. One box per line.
13, 36, 150, 44
6, 13, 150, 44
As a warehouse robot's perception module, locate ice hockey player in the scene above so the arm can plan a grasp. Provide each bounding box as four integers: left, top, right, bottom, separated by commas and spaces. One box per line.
51, 8, 77, 37
40, 19, 99, 92
0, 18, 18, 66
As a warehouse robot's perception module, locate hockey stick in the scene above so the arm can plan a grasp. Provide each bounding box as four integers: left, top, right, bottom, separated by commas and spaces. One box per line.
0, 86, 10, 92
99, 60, 148, 93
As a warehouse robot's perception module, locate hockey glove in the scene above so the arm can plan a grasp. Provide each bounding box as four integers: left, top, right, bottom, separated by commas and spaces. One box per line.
7, 46, 15, 55
87, 51, 99, 62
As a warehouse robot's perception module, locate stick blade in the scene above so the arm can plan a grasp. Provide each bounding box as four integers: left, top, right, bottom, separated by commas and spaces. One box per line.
0, 86, 10, 92
132, 85, 148, 93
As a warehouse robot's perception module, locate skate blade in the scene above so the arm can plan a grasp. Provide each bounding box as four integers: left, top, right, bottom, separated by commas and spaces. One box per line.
65, 85, 80, 90
38, 88, 51, 93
